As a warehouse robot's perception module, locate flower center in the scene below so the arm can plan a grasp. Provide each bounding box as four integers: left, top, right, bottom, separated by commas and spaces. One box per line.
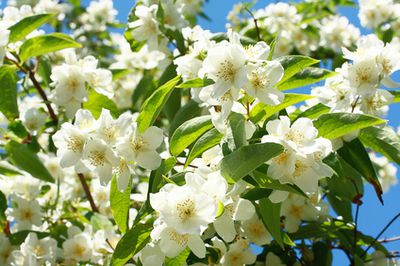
177, 198, 196, 221
89, 150, 106, 166
67, 136, 84, 153
217, 60, 236, 82
168, 230, 188, 247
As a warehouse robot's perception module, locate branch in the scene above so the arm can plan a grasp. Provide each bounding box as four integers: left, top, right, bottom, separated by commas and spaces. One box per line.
77, 173, 99, 213
379, 236, 400, 243
363, 211, 400, 257
244, 7, 261, 42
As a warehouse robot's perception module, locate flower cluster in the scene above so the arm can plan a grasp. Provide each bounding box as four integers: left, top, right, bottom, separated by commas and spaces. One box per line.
312, 35, 400, 117
53, 108, 163, 189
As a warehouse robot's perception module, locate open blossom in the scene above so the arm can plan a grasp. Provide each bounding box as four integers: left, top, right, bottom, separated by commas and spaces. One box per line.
7, 195, 43, 231
14, 233, 57, 265
262, 116, 333, 194
220, 239, 256, 266
117, 124, 163, 170
199, 34, 248, 98
128, 5, 159, 46
62, 226, 94, 264
244, 61, 284, 105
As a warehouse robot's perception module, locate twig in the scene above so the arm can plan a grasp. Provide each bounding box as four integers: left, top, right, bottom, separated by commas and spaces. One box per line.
244, 7, 261, 42
350, 179, 362, 255
351, 96, 360, 113
77, 173, 99, 213
363, 211, 400, 257
379, 236, 400, 243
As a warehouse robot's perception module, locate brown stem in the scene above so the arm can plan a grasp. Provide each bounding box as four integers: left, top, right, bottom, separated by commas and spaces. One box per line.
379, 236, 400, 243
77, 173, 99, 213
5, 56, 58, 125
244, 7, 261, 42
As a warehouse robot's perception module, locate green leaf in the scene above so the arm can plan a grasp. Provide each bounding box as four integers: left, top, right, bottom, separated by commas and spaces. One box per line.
5, 141, 54, 183
0, 190, 7, 231
314, 113, 386, 140
165, 248, 191, 266
312, 242, 333, 266
110, 176, 132, 234
111, 69, 132, 81
0, 65, 19, 120
169, 100, 202, 136
91, 213, 114, 232
176, 77, 215, 89
229, 113, 247, 149
19, 33, 81, 62
294, 103, 330, 121
359, 126, 400, 165
110, 224, 152, 266
326, 193, 353, 222
220, 142, 284, 182
338, 138, 383, 204
37, 57, 52, 88
278, 67, 336, 91
275, 55, 320, 85
185, 128, 223, 167
8, 13, 54, 43
250, 170, 307, 197
250, 94, 314, 124
83, 90, 120, 119
170, 115, 213, 156
0, 162, 21, 176
137, 76, 181, 133
258, 198, 284, 249
389, 90, 400, 102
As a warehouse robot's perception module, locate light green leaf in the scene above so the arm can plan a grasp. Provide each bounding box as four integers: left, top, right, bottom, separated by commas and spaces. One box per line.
185, 128, 223, 167
169, 100, 202, 136
275, 55, 320, 85
5, 141, 54, 183
19, 33, 81, 62
294, 103, 330, 121
110, 224, 152, 266
137, 75, 181, 133
83, 90, 120, 119
359, 126, 400, 165
176, 77, 215, 89
338, 138, 383, 204
314, 113, 386, 140
110, 176, 132, 234
8, 13, 54, 43
170, 115, 213, 156
229, 113, 247, 149
0, 190, 7, 231
258, 198, 284, 249
165, 248, 191, 266
220, 143, 284, 182
278, 67, 336, 91
0, 65, 19, 120
250, 93, 314, 124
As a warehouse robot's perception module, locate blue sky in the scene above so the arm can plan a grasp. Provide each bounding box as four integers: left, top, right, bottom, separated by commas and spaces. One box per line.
111, 1, 400, 264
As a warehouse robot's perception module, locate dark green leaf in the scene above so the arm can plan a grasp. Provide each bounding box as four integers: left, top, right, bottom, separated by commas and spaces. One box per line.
0, 65, 19, 120
169, 100, 202, 136
314, 113, 386, 140
258, 198, 284, 249
110, 224, 152, 266
170, 115, 213, 156
137, 76, 181, 133
110, 176, 132, 234
5, 141, 54, 183
185, 128, 223, 167
220, 143, 284, 182
229, 113, 247, 149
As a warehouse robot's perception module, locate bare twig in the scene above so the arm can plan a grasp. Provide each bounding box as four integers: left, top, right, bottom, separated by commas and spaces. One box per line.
379, 236, 400, 243
77, 173, 99, 213
363, 211, 400, 257
244, 7, 261, 42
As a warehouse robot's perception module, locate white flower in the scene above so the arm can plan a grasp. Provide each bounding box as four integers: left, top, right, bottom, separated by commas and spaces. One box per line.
370, 153, 398, 193
7, 195, 42, 231
346, 58, 380, 96
128, 5, 159, 46
51, 64, 87, 118
82, 138, 119, 185
117, 125, 163, 170
265, 252, 285, 266
241, 214, 271, 245
220, 239, 256, 266
19, 233, 57, 264
21, 108, 47, 134
86, 68, 114, 98
62, 226, 94, 263
151, 221, 206, 258
281, 194, 320, 233
139, 243, 165, 266
132, 45, 166, 70
150, 183, 217, 235
0, 234, 14, 265
200, 36, 248, 98
358, 0, 394, 29
244, 61, 284, 105
360, 89, 394, 117
95, 109, 132, 145
0, 29, 10, 66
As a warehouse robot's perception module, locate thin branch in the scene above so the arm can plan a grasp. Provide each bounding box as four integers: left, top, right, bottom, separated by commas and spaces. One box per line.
351, 179, 362, 255
363, 211, 400, 257
244, 7, 261, 42
379, 236, 400, 243
77, 173, 99, 213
